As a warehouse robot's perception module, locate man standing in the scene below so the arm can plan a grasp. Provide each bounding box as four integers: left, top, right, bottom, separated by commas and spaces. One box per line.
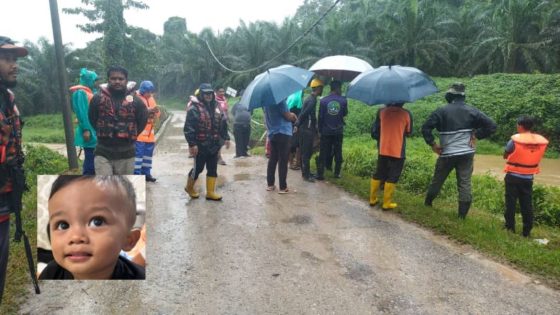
215, 86, 228, 165
422, 83, 496, 219
69, 68, 98, 175
369, 103, 412, 209
88, 66, 148, 175
503, 116, 548, 237
231, 98, 252, 158
184, 83, 230, 201
134, 80, 160, 182
316, 80, 348, 180
0, 36, 28, 303
296, 78, 323, 182
264, 99, 298, 194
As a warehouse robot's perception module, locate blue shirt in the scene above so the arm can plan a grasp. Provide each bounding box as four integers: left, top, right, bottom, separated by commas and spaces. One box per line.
318, 93, 348, 135
264, 100, 292, 139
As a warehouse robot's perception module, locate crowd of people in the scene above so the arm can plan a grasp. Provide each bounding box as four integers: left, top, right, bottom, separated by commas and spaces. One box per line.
0, 34, 551, 298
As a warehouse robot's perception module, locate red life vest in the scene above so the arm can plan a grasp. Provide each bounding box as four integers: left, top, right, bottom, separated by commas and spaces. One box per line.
504, 132, 548, 175
95, 87, 138, 141
0, 89, 23, 194
194, 101, 222, 144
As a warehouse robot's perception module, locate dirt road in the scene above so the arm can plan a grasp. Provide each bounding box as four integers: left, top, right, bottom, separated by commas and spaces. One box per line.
20, 111, 560, 314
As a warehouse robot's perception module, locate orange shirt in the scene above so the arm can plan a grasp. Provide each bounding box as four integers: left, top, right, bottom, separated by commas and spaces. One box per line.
377, 106, 412, 158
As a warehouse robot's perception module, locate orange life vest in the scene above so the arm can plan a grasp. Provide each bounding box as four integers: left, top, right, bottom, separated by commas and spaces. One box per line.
69, 85, 94, 103
504, 132, 548, 175
136, 92, 159, 143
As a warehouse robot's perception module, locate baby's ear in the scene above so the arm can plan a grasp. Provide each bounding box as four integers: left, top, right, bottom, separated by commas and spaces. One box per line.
122, 228, 141, 251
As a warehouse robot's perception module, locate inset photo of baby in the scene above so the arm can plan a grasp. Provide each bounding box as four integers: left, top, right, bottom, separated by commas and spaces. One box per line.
36, 175, 146, 280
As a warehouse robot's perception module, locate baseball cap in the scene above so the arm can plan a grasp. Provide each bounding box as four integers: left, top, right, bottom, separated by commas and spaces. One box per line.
0, 36, 28, 57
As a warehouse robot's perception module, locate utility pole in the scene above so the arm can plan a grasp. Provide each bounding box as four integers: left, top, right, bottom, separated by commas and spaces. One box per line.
49, 0, 79, 170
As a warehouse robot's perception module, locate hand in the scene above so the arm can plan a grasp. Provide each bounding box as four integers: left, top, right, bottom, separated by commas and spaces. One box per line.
293, 126, 298, 134
225, 140, 231, 149
431, 143, 442, 155
469, 134, 477, 148
189, 145, 198, 157
288, 112, 297, 122
83, 130, 91, 142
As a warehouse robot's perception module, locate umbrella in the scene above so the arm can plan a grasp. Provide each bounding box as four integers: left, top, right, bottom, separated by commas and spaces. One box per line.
309, 55, 374, 81
347, 65, 438, 105
241, 65, 314, 110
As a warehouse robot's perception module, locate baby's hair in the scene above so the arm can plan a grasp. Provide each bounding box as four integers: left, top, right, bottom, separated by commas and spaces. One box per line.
49, 175, 137, 228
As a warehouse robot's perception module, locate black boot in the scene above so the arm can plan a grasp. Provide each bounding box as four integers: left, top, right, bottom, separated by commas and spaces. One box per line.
458, 201, 471, 219
424, 193, 436, 207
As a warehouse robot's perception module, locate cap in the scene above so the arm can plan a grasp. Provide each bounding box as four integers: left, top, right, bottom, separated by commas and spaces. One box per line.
199, 83, 214, 93
447, 82, 465, 95
0, 36, 28, 57
310, 78, 324, 88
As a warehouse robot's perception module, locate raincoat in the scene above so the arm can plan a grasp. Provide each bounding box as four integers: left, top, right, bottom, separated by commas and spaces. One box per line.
71, 68, 97, 148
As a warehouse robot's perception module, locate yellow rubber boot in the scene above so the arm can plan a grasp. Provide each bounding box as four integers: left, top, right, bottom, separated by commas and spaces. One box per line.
369, 179, 381, 206
185, 176, 199, 198
206, 176, 222, 201
382, 182, 398, 210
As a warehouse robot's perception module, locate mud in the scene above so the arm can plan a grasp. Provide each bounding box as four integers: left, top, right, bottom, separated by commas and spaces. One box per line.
19, 111, 560, 314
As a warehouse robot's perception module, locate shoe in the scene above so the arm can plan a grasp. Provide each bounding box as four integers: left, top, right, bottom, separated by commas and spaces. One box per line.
218, 159, 227, 165
206, 176, 222, 201
266, 185, 276, 191
185, 176, 199, 198
315, 175, 325, 181
278, 188, 291, 194
369, 179, 381, 206
145, 175, 157, 182
381, 182, 398, 210
303, 177, 315, 183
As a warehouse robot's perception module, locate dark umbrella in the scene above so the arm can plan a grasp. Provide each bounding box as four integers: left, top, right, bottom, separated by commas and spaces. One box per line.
347, 65, 438, 105
240, 65, 315, 110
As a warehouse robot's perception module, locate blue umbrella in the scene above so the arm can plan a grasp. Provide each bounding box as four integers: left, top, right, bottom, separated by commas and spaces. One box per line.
240, 65, 315, 110
347, 65, 438, 105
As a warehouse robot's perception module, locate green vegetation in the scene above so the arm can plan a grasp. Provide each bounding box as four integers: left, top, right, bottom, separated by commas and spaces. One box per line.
0, 145, 70, 314
22, 114, 66, 143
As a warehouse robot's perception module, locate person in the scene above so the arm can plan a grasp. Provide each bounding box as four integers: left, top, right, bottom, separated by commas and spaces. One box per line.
215, 86, 228, 165
503, 116, 548, 237
184, 83, 230, 201
422, 82, 497, 219
134, 81, 160, 182
264, 99, 298, 193
39, 175, 145, 280
0, 36, 29, 303
296, 78, 324, 182
316, 80, 348, 180
286, 90, 303, 170
231, 97, 251, 158
70, 68, 99, 175
369, 103, 412, 209
88, 66, 148, 175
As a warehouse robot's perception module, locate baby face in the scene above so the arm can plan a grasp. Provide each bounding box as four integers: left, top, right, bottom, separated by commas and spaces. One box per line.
48, 180, 136, 279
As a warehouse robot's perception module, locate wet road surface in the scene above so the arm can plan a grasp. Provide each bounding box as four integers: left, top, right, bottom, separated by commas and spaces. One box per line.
20, 111, 560, 314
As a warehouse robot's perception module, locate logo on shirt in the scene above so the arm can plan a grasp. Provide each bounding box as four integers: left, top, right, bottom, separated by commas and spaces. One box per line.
327, 101, 341, 115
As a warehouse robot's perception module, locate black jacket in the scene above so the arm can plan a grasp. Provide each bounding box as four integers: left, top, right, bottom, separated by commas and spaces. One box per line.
39, 256, 145, 280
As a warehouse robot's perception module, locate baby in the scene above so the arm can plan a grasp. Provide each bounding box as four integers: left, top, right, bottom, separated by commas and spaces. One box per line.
40, 175, 145, 280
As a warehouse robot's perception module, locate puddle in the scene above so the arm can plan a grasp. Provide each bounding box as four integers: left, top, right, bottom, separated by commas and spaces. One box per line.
233, 173, 253, 181
282, 214, 312, 225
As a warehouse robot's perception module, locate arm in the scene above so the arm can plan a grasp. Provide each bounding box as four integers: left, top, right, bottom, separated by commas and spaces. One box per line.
184, 107, 199, 155
88, 94, 100, 130
296, 97, 314, 127
421, 109, 442, 154
371, 109, 380, 140
405, 109, 413, 137
503, 140, 514, 159
473, 111, 497, 140
135, 99, 148, 135
317, 101, 324, 133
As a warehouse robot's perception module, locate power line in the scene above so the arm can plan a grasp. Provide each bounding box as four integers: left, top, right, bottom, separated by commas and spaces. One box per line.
205, 0, 342, 74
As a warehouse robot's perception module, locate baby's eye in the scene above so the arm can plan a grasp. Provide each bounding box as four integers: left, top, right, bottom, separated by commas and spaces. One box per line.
88, 217, 106, 227
55, 221, 69, 230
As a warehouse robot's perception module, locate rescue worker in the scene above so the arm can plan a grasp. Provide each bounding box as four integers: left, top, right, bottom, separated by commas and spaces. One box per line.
316, 80, 348, 180
184, 83, 230, 201
0, 36, 28, 303
215, 86, 228, 165
503, 115, 548, 237
369, 103, 412, 209
70, 68, 98, 175
296, 78, 324, 182
422, 83, 496, 219
134, 80, 160, 182
88, 66, 148, 175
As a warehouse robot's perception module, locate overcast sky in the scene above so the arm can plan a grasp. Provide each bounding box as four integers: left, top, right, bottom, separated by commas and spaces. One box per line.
2, 0, 304, 49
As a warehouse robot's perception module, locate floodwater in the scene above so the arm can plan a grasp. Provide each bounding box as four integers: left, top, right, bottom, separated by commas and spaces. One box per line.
474, 154, 560, 186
